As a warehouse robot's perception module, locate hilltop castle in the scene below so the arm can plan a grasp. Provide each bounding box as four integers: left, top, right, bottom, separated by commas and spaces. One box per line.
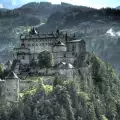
1, 28, 87, 103
12, 28, 86, 74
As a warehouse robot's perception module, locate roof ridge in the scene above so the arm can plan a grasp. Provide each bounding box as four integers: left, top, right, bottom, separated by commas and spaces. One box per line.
6, 71, 19, 79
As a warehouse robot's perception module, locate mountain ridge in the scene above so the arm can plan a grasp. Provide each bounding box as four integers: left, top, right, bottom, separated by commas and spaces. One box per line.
116, 6, 120, 9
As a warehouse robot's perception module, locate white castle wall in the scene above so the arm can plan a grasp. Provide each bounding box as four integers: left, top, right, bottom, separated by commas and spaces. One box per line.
53, 46, 67, 52
56, 69, 74, 80
17, 54, 30, 64
53, 52, 66, 65
0, 80, 6, 98
19, 80, 33, 92
24, 39, 54, 53
5, 79, 19, 102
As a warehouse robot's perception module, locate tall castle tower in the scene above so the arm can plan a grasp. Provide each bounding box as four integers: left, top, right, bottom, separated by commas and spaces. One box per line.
5, 72, 19, 102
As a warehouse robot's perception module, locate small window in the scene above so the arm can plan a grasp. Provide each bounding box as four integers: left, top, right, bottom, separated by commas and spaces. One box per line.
81, 55, 84, 60
32, 44, 34, 46
64, 53, 66, 57
22, 56, 25, 59
72, 46, 75, 51
75, 53, 78, 57
8, 93, 11, 96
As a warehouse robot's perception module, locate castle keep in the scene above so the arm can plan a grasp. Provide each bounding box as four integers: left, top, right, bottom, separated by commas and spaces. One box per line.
13, 28, 86, 71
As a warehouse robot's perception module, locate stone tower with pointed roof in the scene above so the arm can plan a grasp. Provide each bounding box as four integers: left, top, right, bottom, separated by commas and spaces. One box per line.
5, 71, 19, 102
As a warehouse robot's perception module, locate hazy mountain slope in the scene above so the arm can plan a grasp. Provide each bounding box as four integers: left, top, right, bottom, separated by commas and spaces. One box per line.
0, 2, 95, 63
38, 7, 120, 74
116, 6, 120, 9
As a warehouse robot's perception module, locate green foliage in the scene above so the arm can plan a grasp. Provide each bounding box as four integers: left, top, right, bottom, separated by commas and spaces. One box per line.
43, 85, 53, 94
53, 74, 63, 87
54, 85, 75, 120
77, 91, 90, 102
20, 78, 43, 97
0, 64, 3, 78
38, 50, 54, 68
101, 115, 108, 120
20, 87, 38, 97
91, 54, 106, 83
106, 63, 119, 80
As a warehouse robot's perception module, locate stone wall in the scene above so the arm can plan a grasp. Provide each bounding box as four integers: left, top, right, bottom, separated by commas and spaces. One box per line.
5, 79, 19, 102
19, 80, 33, 92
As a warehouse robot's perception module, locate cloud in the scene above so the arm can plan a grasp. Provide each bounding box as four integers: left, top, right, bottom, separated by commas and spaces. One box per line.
11, 0, 16, 5
106, 28, 120, 37
0, 3, 3, 8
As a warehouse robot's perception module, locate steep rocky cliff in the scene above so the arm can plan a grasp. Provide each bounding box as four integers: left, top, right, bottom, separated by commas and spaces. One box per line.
1, 53, 120, 120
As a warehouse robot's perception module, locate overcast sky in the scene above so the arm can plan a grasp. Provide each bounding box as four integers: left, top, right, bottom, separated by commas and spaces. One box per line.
0, 0, 120, 9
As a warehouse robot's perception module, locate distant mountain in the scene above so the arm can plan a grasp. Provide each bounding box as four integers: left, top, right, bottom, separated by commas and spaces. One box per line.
0, 8, 8, 12
116, 6, 120, 9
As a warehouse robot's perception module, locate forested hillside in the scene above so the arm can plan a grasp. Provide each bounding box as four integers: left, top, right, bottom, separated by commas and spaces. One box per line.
0, 53, 120, 120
